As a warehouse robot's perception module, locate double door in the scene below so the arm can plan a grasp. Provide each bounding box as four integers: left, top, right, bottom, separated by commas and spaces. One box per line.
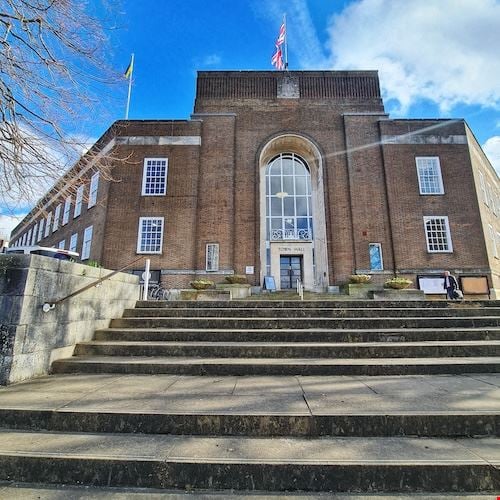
280, 255, 303, 290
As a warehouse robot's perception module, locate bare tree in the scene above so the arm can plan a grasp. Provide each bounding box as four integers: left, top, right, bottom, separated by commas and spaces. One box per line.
0, 0, 122, 211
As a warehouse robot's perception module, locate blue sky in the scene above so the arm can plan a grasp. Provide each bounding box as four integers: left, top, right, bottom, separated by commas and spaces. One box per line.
2, 0, 500, 237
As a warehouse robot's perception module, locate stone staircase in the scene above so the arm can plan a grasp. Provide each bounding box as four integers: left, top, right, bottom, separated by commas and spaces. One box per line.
0, 299, 499, 495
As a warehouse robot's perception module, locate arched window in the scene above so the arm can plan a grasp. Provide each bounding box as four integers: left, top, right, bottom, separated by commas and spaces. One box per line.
265, 153, 313, 241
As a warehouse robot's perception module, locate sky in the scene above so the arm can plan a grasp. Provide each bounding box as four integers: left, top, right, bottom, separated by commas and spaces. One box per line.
2, 0, 500, 238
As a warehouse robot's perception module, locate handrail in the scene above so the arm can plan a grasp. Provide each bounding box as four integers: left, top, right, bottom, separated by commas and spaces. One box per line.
296, 278, 304, 301
42, 256, 144, 312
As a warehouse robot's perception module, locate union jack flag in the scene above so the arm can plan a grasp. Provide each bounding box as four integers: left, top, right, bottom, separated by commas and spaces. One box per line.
276, 22, 285, 46
271, 45, 284, 70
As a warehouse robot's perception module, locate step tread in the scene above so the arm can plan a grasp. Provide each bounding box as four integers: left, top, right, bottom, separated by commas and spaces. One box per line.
0, 430, 497, 465
56, 356, 500, 366
80, 340, 500, 348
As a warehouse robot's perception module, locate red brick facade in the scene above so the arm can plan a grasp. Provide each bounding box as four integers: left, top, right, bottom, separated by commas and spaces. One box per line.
10, 71, 500, 295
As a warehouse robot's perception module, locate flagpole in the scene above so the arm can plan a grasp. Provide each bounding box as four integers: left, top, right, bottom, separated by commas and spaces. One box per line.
125, 53, 134, 120
283, 14, 288, 70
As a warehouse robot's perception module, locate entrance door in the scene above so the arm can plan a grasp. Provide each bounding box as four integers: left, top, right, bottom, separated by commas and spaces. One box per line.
280, 256, 303, 289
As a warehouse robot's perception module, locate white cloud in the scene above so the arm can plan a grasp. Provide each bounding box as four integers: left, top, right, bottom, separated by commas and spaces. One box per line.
483, 136, 500, 175
0, 214, 27, 240
327, 0, 500, 113
203, 54, 221, 67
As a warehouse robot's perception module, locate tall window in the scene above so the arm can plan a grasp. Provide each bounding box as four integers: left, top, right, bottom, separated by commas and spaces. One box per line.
37, 220, 44, 242
88, 172, 99, 208
69, 233, 78, 253
142, 158, 168, 195
27, 227, 33, 246
489, 225, 498, 258
206, 243, 219, 271
58, 240, 65, 250
74, 185, 84, 218
81, 226, 93, 260
416, 157, 444, 195
44, 212, 52, 237
31, 224, 37, 246
62, 196, 72, 225
479, 171, 487, 205
369, 243, 383, 270
266, 153, 313, 241
53, 204, 62, 232
137, 217, 164, 254
423, 216, 453, 253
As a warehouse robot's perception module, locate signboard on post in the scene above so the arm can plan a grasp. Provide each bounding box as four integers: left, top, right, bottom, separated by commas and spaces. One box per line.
264, 276, 276, 292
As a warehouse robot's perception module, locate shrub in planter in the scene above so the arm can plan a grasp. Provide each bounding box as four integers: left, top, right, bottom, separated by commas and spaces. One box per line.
384, 277, 412, 289
225, 275, 248, 285
190, 279, 214, 290
349, 274, 371, 284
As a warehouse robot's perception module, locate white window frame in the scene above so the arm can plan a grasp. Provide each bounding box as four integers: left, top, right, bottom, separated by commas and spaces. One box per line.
81, 225, 93, 260
62, 196, 72, 225
423, 216, 453, 253
69, 233, 78, 253
141, 158, 168, 196
368, 243, 384, 271
479, 171, 488, 205
489, 225, 498, 259
74, 185, 84, 218
206, 243, 220, 271
37, 220, 44, 242
44, 212, 52, 237
58, 240, 65, 250
416, 157, 444, 195
53, 204, 62, 232
137, 217, 164, 254
31, 224, 37, 246
27, 228, 33, 246
88, 172, 99, 208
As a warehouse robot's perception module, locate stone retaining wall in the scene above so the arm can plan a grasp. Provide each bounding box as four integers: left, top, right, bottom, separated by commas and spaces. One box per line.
0, 254, 139, 385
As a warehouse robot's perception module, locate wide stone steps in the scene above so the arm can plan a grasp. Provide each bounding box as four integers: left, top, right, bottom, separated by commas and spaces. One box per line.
73, 340, 500, 359
52, 356, 500, 376
123, 307, 500, 318
0, 430, 498, 492
109, 316, 500, 330
95, 327, 500, 343
135, 300, 500, 309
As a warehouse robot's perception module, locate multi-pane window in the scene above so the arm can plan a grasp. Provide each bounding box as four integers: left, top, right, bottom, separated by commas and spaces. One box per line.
27, 228, 33, 246
62, 196, 72, 225
53, 204, 61, 232
31, 224, 37, 246
137, 217, 164, 254
44, 212, 52, 237
416, 157, 444, 195
37, 220, 44, 242
206, 243, 220, 271
88, 172, 99, 208
369, 243, 383, 270
81, 226, 93, 260
69, 233, 78, 253
58, 240, 65, 250
142, 158, 168, 195
74, 185, 84, 218
266, 153, 313, 241
489, 225, 498, 258
479, 171, 487, 205
423, 216, 453, 253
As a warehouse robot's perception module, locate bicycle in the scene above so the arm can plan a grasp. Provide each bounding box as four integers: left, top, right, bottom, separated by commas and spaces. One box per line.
147, 283, 170, 300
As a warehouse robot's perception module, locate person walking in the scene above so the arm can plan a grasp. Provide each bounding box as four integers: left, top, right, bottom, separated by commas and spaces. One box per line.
443, 270, 459, 300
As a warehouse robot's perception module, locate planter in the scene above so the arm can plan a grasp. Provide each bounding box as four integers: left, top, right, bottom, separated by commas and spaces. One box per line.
384, 278, 412, 290
216, 283, 251, 299
349, 274, 371, 284
190, 279, 214, 290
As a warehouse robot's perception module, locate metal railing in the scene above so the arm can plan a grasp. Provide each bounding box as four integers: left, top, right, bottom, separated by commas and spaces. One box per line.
42, 256, 144, 313
296, 278, 304, 301
271, 229, 312, 241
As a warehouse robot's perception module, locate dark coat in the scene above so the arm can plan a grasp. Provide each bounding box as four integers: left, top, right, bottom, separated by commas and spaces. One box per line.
443, 274, 458, 290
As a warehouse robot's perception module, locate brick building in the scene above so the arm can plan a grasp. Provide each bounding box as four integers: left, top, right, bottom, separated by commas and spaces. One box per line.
9, 70, 500, 296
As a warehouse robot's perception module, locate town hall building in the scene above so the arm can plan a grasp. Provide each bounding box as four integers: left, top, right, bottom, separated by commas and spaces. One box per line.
9, 70, 500, 296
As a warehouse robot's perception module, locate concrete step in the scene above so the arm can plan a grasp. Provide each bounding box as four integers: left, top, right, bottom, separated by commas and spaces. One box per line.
74, 340, 500, 359
95, 327, 500, 343
51, 356, 500, 376
109, 316, 500, 330
0, 430, 498, 492
136, 300, 500, 309
0, 483, 494, 499
123, 307, 500, 319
